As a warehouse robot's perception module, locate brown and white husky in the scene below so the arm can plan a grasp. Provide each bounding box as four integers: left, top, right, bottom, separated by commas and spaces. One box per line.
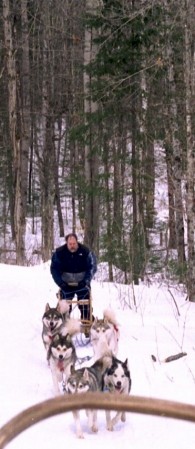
90, 308, 120, 357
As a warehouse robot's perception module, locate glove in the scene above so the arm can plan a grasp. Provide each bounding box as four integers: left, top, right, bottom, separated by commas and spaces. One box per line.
60, 281, 68, 291
79, 280, 90, 289
85, 280, 91, 288
78, 280, 86, 289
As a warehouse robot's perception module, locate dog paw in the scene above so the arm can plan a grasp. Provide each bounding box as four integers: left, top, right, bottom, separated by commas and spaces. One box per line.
91, 424, 98, 433
107, 423, 114, 431
121, 412, 126, 422
111, 417, 118, 428
77, 432, 84, 439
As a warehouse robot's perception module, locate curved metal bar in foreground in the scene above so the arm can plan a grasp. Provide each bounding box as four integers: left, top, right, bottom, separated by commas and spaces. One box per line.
0, 393, 195, 448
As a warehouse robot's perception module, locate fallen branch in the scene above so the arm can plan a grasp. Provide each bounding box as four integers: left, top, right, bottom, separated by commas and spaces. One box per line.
151, 352, 187, 363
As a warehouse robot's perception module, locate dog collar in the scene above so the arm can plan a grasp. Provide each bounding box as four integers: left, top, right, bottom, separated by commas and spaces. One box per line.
114, 325, 119, 332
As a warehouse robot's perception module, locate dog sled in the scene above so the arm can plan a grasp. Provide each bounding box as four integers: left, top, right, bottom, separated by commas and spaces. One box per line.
57, 289, 93, 337
67, 293, 93, 337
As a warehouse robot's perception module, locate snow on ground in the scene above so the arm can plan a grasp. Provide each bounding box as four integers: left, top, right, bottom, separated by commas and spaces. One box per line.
0, 262, 195, 448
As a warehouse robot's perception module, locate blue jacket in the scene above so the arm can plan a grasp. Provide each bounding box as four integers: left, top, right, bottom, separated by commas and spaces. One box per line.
50, 243, 97, 288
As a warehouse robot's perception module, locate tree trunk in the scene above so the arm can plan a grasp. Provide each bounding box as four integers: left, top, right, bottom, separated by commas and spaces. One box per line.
165, 33, 185, 270
103, 134, 113, 281
54, 118, 65, 238
184, 0, 195, 300
83, 0, 100, 253
16, 0, 31, 264
164, 139, 177, 249
2, 0, 26, 263
39, 3, 55, 261
139, 70, 153, 231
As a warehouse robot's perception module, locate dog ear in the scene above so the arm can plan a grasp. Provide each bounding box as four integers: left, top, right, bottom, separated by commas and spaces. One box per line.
70, 364, 75, 375
65, 333, 72, 342
45, 303, 50, 311
112, 355, 117, 364
123, 358, 129, 368
53, 333, 60, 342
83, 368, 90, 381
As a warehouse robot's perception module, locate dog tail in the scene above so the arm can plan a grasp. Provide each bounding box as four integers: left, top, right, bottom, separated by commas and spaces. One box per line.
103, 308, 119, 328
62, 317, 81, 337
58, 299, 70, 315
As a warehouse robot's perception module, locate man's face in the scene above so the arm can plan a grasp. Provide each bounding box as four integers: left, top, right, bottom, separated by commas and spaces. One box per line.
67, 236, 79, 253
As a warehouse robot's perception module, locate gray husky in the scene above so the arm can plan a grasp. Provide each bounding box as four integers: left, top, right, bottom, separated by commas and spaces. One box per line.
47, 332, 78, 395
42, 301, 80, 354
65, 338, 113, 438
103, 356, 131, 431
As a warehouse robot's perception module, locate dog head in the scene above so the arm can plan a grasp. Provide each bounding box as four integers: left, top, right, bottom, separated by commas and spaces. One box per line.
67, 365, 91, 393
66, 365, 91, 394
103, 356, 131, 394
42, 303, 64, 332
90, 318, 111, 338
48, 333, 75, 362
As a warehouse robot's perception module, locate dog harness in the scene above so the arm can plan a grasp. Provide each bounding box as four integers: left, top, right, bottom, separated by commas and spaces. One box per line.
114, 324, 119, 333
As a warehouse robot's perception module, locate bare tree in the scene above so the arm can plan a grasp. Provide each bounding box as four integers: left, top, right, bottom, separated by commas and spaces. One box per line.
83, 0, 100, 252
183, 0, 195, 300
2, 0, 30, 264
163, 6, 185, 269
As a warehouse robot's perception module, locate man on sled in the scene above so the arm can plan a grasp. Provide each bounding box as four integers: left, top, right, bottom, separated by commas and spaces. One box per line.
50, 233, 97, 332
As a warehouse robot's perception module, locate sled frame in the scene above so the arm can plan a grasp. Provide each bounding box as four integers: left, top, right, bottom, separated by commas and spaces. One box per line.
66, 293, 93, 334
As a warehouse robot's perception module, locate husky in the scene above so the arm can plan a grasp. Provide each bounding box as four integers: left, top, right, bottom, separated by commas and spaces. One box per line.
90, 308, 120, 357
47, 332, 78, 395
103, 356, 131, 431
65, 337, 113, 438
42, 301, 80, 353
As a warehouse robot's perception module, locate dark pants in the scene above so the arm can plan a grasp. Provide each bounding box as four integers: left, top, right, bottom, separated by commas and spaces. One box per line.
60, 286, 90, 320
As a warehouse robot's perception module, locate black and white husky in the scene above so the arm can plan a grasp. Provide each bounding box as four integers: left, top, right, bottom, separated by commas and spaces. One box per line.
103, 356, 131, 431
47, 332, 78, 395
42, 301, 80, 353
90, 308, 120, 356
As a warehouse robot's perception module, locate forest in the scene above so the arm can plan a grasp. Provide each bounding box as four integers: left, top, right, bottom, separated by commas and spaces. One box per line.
0, 0, 195, 299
